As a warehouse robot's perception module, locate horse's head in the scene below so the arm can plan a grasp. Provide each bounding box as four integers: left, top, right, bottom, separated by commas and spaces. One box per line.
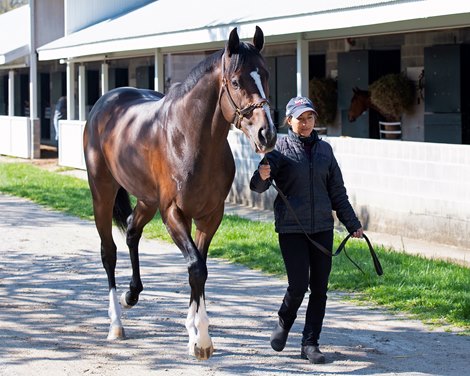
348, 87, 370, 122
220, 26, 277, 154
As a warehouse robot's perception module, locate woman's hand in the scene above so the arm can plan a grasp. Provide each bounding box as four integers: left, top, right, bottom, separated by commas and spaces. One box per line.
258, 164, 271, 181
351, 227, 363, 238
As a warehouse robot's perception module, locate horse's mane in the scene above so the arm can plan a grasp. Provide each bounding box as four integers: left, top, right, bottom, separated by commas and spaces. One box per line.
165, 42, 261, 101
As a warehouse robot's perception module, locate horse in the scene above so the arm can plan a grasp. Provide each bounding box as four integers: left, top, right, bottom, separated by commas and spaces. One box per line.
347, 87, 403, 139
347, 87, 379, 122
83, 26, 276, 360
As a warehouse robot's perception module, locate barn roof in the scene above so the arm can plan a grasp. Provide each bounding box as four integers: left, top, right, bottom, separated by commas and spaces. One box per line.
36, 0, 470, 61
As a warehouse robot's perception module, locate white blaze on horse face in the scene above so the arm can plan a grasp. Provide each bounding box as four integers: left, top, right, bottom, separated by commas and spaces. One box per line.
250, 69, 275, 132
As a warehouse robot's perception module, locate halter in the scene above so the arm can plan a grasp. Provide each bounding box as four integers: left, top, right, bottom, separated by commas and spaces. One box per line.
220, 53, 270, 129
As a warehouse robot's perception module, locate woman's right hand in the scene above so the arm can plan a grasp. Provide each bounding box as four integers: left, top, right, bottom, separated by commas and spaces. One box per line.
259, 164, 271, 181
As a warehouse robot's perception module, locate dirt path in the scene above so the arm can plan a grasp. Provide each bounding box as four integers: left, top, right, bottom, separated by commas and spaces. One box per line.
0, 194, 469, 376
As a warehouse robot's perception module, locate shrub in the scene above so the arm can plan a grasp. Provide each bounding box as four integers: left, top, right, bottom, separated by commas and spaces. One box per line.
309, 77, 338, 125
369, 73, 415, 121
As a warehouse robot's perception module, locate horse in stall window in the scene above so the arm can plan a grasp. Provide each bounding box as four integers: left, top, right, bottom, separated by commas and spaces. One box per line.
348, 87, 402, 139
347, 87, 383, 122
83, 26, 276, 360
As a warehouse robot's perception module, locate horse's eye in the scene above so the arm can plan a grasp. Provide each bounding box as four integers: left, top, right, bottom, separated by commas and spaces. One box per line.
231, 78, 240, 90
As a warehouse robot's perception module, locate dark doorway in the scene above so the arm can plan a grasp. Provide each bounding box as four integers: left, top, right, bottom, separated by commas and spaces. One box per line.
40, 73, 51, 139
338, 50, 400, 139
114, 68, 129, 88
87, 70, 100, 109
309, 54, 326, 79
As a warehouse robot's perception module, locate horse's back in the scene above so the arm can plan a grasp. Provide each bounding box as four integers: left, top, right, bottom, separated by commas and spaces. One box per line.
87, 87, 164, 123
84, 87, 164, 177
85, 87, 164, 141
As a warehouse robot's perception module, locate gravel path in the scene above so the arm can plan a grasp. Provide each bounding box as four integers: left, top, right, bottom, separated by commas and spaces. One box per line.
0, 194, 469, 376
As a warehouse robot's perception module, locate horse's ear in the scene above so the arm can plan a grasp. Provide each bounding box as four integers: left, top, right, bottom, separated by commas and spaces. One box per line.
227, 27, 240, 57
253, 26, 264, 51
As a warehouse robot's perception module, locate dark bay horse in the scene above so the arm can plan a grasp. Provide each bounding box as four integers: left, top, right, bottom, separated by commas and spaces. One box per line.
83, 26, 276, 360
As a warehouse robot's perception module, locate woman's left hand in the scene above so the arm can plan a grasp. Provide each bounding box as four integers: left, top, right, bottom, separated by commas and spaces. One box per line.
351, 227, 363, 238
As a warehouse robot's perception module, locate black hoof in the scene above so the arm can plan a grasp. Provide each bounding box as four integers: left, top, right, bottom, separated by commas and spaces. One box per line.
120, 291, 139, 308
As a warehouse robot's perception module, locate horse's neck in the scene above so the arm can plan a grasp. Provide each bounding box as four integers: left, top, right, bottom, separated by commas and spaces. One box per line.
185, 78, 227, 135
162, 75, 230, 158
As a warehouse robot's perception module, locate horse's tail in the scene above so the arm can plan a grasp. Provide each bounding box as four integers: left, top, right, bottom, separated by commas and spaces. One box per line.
113, 187, 132, 232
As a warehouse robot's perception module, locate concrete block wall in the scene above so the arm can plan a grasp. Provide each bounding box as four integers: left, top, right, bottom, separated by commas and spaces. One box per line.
227, 131, 470, 249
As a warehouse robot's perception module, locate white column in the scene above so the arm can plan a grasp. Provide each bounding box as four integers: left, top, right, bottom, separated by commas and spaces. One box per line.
29, 1, 38, 158
101, 62, 109, 95
296, 36, 309, 97
154, 48, 164, 93
29, 57, 38, 120
8, 70, 15, 116
78, 65, 86, 121
66, 61, 75, 120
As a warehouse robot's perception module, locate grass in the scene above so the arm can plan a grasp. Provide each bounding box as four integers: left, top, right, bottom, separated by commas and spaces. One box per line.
1, 161, 469, 334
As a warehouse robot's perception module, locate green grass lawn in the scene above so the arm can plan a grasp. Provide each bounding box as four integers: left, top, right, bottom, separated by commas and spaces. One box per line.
1, 161, 469, 334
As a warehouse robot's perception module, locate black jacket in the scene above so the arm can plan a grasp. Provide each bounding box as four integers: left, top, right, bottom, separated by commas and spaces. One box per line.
250, 129, 361, 234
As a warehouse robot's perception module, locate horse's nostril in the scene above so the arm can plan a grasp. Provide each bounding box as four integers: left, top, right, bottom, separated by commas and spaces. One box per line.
258, 128, 266, 144
258, 128, 269, 144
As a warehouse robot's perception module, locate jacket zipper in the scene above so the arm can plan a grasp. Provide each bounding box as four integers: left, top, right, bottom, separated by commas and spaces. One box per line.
310, 144, 315, 233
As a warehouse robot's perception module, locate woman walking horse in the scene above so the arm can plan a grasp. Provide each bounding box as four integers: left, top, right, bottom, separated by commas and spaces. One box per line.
83, 26, 276, 360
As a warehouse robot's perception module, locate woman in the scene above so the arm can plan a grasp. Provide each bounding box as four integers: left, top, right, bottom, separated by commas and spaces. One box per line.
250, 96, 363, 364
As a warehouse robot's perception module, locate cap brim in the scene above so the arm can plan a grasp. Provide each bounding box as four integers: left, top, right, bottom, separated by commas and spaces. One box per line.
291, 107, 318, 119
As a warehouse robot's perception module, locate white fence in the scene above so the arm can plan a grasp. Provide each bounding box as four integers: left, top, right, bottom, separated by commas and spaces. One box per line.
0, 116, 40, 159
58, 120, 86, 169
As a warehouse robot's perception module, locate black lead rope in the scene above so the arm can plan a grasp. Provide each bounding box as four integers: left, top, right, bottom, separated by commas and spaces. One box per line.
260, 160, 383, 276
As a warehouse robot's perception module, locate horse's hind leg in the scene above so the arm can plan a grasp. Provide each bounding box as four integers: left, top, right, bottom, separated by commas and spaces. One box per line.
84, 144, 125, 340
120, 200, 157, 309
90, 182, 125, 340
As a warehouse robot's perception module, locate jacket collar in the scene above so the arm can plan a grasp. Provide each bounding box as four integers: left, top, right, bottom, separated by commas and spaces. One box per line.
288, 128, 319, 144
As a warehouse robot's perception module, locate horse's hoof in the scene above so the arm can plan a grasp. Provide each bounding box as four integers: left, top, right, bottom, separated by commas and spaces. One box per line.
194, 343, 214, 360
107, 325, 125, 340
120, 291, 138, 309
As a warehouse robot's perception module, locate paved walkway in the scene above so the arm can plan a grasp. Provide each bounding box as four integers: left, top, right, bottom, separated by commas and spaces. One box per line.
1, 193, 469, 376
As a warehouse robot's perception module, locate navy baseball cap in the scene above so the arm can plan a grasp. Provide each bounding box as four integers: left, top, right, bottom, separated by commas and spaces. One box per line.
285, 96, 318, 118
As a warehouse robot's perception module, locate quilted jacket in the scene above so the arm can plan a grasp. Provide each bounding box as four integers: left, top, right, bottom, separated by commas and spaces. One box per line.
250, 129, 361, 234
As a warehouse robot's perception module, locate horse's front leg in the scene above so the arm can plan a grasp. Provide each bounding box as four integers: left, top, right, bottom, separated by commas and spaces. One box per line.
163, 204, 214, 360
187, 298, 212, 359
190, 204, 225, 359
108, 286, 124, 340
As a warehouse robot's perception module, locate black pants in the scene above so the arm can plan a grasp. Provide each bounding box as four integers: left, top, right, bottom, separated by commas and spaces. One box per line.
277, 230, 333, 346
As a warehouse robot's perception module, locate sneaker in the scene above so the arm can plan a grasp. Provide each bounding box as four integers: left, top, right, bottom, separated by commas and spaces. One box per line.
270, 322, 289, 352
301, 345, 326, 364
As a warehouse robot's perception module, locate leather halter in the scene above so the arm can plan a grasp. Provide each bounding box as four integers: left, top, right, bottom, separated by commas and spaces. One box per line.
220, 53, 270, 129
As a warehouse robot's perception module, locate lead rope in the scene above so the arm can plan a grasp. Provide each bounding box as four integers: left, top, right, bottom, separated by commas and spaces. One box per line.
261, 158, 383, 276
